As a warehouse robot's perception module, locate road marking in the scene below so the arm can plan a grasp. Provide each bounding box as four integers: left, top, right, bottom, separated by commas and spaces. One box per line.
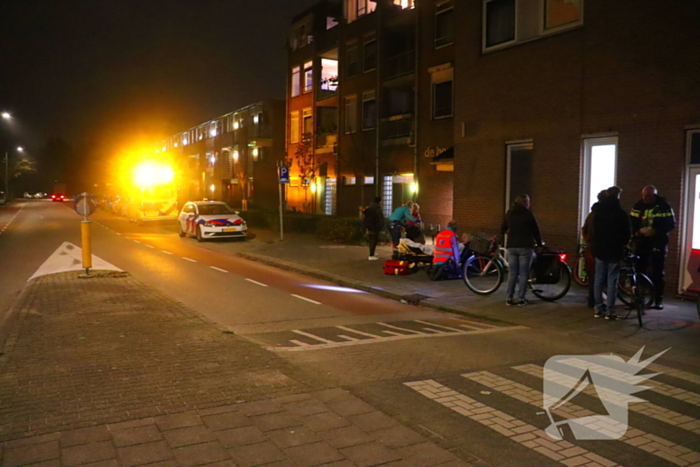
144, 244, 155, 249
116, 232, 122, 236
414, 320, 463, 332
182, 257, 197, 263
0, 205, 25, 235
288, 339, 312, 348
377, 322, 422, 334
133, 240, 141, 244
562, 357, 700, 409
266, 323, 528, 352
245, 278, 268, 287
210, 266, 228, 273
292, 330, 333, 343
463, 371, 699, 465
608, 352, 700, 390
514, 364, 700, 435
405, 380, 620, 466
291, 294, 321, 305
161, 250, 172, 255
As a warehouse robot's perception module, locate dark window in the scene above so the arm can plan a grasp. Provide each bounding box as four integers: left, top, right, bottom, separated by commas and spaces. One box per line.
362, 91, 376, 130
691, 132, 700, 164
435, 1, 454, 48
363, 33, 377, 72
346, 42, 359, 78
485, 0, 515, 48
433, 80, 453, 118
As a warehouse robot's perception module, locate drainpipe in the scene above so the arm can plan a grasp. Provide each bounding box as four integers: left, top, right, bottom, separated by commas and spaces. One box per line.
374, 0, 382, 198
412, 2, 420, 203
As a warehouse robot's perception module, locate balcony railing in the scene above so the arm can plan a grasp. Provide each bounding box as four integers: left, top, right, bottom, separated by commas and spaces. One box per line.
384, 50, 415, 80
316, 132, 338, 150
317, 76, 339, 101
380, 114, 413, 142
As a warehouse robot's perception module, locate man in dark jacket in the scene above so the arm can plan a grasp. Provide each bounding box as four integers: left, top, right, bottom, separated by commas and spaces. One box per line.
630, 185, 675, 309
363, 197, 384, 260
591, 186, 631, 320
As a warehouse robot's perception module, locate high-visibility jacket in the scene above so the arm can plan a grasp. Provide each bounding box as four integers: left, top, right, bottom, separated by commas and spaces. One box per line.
433, 229, 460, 265
630, 196, 675, 248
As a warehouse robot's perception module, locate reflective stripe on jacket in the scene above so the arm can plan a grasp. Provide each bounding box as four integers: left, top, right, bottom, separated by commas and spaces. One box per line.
433, 229, 460, 265
630, 196, 675, 247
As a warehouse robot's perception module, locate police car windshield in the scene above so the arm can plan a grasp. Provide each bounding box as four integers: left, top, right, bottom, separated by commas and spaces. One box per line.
198, 204, 235, 215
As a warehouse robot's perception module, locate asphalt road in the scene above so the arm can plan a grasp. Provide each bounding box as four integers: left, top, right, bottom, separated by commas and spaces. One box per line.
2, 200, 699, 466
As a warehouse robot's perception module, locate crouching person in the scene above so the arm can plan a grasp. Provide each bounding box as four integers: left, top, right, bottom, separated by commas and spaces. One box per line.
431, 220, 462, 280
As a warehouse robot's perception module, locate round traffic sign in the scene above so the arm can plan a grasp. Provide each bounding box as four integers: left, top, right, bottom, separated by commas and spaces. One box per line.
74, 193, 97, 217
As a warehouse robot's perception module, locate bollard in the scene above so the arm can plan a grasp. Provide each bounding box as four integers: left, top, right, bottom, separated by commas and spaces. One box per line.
81, 220, 92, 273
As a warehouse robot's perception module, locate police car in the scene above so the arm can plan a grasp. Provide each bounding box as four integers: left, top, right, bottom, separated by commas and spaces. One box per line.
177, 200, 247, 242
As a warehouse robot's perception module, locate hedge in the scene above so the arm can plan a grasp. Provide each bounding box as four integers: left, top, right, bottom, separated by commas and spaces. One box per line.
240, 209, 390, 245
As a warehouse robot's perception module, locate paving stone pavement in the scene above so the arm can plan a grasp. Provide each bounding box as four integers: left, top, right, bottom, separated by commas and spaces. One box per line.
0, 272, 483, 467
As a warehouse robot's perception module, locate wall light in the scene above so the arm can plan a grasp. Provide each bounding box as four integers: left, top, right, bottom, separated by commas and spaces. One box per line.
210, 184, 216, 193
233, 150, 239, 162
174, 143, 179, 147
410, 182, 418, 193
233, 121, 240, 130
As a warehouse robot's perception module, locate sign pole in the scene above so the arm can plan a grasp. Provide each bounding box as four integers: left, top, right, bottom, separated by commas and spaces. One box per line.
278, 162, 284, 241
79, 193, 92, 275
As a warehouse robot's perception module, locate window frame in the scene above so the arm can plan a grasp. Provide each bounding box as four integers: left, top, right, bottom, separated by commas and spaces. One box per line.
435, 1, 455, 49
290, 111, 300, 144
302, 108, 313, 140
346, 41, 359, 79
291, 66, 301, 97
345, 95, 358, 134
303, 61, 314, 94
431, 66, 454, 120
362, 90, 377, 130
363, 32, 377, 73
580, 136, 618, 228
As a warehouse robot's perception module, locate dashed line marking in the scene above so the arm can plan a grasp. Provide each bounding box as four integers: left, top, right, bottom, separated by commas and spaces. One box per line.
245, 278, 268, 287
292, 330, 333, 343
0, 205, 25, 235
377, 322, 422, 334
182, 257, 197, 263
415, 320, 463, 332
291, 294, 321, 305
161, 250, 172, 255
144, 244, 155, 249
133, 240, 141, 244
210, 266, 228, 273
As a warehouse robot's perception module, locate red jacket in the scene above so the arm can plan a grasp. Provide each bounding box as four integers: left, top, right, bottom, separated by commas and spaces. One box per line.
433, 229, 460, 264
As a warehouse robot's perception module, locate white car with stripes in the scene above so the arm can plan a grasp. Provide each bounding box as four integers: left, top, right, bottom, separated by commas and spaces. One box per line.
177, 200, 247, 242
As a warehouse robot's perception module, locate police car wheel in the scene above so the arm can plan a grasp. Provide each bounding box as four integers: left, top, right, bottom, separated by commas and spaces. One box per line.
178, 222, 185, 238
196, 226, 204, 242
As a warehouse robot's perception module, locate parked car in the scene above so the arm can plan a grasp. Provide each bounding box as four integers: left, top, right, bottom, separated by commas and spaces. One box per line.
177, 200, 247, 242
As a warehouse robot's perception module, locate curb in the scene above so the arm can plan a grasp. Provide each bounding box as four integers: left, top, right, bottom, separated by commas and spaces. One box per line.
236, 251, 511, 326
0, 285, 30, 355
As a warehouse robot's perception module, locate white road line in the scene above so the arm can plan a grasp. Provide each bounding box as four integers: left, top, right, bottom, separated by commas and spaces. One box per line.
0, 205, 25, 235
182, 257, 197, 262
210, 266, 228, 273
456, 319, 498, 329
463, 371, 699, 464
457, 324, 483, 330
116, 233, 122, 236
337, 335, 360, 341
161, 250, 173, 255
292, 330, 333, 343
133, 240, 141, 244
422, 328, 445, 333
514, 364, 700, 435
377, 322, 422, 334
335, 325, 379, 338
245, 278, 268, 287
415, 320, 463, 332
145, 244, 155, 249
405, 380, 621, 467
291, 294, 321, 305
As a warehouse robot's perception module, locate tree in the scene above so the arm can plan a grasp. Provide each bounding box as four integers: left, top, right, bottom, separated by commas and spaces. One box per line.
294, 133, 315, 212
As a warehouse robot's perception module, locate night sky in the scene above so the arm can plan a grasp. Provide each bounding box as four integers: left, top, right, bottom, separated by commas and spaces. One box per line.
0, 0, 318, 154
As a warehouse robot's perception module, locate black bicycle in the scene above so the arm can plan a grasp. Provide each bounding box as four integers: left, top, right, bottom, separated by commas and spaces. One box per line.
616, 245, 653, 327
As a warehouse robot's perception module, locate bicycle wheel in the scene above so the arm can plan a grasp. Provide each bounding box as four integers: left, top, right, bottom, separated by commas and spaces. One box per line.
618, 272, 655, 307
573, 255, 588, 286
635, 287, 645, 327
529, 262, 572, 301
462, 254, 504, 295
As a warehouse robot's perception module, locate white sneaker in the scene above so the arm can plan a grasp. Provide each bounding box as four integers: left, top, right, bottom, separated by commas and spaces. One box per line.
368, 256, 379, 261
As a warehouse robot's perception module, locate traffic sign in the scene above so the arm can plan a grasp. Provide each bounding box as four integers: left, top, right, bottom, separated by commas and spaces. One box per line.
279, 166, 290, 184
73, 192, 97, 217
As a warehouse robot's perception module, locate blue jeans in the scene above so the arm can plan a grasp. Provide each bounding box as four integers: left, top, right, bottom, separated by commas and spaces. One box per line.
506, 248, 534, 300
594, 258, 621, 314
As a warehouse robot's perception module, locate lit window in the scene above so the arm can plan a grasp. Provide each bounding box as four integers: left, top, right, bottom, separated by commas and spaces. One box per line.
252, 147, 260, 162
364, 176, 374, 185
435, 1, 454, 48
346, 41, 359, 79
290, 111, 300, 144
302, 108, 313, 140
393, 0, 414, 9
303, 61, 313, 93
581, 137, 617, 227
347, 0, 376, 22
291, 66, 301, 97
362, 91, 376, 130
545, 0, 583, 30
363, 33, 377, 72
344, 176, 357, 186
345, 96, 358, 134
382, 176, 393, 218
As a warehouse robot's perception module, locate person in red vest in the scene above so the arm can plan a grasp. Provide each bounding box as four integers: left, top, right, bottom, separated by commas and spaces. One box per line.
431, 220, 462, 279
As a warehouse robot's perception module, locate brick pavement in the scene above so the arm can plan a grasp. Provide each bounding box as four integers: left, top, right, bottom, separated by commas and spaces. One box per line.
0, 271, 482, 467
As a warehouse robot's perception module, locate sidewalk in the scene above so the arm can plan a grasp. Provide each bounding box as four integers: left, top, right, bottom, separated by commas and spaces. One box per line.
217, 228, 700, 361
0, 271, 480, 467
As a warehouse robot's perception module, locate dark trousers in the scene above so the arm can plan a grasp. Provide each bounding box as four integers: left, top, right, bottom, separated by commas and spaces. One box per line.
388, 222, 403, 249
637, 244, 667, 302
367, 232, 379, 256
585, 249, 596, 308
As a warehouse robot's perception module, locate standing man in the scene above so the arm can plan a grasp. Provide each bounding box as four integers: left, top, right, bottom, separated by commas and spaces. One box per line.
387, 200, 416, 259
591, 186, 631, 320
362, 196, 384, 261
630, 185, 676, 309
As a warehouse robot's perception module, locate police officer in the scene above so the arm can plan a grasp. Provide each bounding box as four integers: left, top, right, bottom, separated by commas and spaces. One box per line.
630, 185, 675, 309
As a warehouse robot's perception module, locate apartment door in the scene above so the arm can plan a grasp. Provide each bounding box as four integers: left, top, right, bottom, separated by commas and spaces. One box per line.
505, 143, 533, 211
680, 130, 700, 292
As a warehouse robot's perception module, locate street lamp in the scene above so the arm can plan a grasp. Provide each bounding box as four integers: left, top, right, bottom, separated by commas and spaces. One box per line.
4, 147, 24, 201
1, 112, 10, 120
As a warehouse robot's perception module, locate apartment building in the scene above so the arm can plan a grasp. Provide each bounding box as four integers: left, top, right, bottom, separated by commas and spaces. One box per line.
286, 0, 455, 226
451, 0, 700, 295
161, 100, 285, 211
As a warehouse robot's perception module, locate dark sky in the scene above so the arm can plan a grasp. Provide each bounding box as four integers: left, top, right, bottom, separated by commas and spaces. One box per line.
0, 0, 318, 152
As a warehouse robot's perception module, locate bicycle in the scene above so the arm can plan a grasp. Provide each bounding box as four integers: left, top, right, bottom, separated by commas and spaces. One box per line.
573, 243, 588, 286
615, 245, 651, 327
462, 235, 572, 301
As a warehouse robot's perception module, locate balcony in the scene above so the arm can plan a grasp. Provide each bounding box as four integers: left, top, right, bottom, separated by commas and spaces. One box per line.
384, 50, 415, 80
317, 76, 338, 101
316, 132, 338, 152
380, 114, 413, 145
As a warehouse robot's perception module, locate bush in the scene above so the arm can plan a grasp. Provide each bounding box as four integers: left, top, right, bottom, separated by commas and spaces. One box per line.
315, 217, 365, 244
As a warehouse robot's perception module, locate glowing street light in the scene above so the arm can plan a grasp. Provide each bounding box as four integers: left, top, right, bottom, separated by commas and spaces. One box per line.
1, 112, 10, 120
